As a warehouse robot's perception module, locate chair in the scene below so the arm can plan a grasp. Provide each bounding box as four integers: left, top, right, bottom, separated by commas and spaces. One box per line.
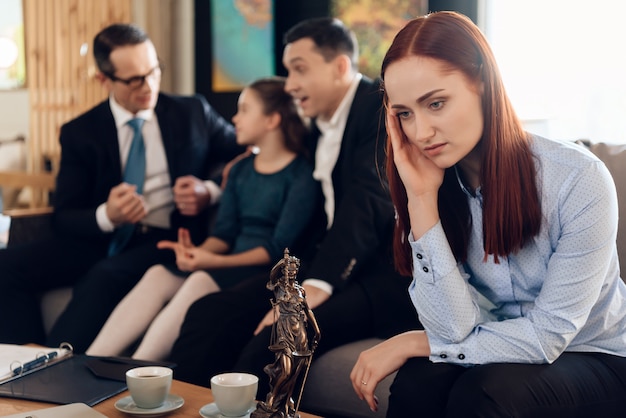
0, 134, 57, 210
0, 171, 55, 210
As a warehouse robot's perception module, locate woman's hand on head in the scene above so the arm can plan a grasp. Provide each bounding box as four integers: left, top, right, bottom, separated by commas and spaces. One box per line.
350, 330, 430, 412
387, 111, 444, 199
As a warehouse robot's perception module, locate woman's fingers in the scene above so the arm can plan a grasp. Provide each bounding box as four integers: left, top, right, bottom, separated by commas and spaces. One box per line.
156, 240, 176, 250
179, 227, 193, 248
350, 359, 379, 411
386, 111, 404, 159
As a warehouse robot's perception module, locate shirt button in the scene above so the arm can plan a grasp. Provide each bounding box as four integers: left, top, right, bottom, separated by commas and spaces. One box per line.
422, 266, 429, 273
440, 353, 447, 359
416, 253, 423, 259
458, 354, 465, 360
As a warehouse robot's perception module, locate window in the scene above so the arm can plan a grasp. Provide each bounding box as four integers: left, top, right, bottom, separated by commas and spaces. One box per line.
480, 0, 626, 143
0, 0, 25, 89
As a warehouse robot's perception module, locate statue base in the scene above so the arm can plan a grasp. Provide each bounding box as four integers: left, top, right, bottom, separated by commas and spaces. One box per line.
250, 401, 300, 418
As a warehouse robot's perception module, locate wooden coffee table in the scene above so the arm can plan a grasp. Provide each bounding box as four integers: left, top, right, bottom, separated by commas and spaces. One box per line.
0, 379, 321, 417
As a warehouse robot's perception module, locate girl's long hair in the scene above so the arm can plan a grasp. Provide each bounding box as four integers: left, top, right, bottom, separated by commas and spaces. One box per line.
248, 77, 308, 155
381, 11, 541, 276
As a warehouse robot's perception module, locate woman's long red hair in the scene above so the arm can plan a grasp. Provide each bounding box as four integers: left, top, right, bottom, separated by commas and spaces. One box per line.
382, 11, 541, 276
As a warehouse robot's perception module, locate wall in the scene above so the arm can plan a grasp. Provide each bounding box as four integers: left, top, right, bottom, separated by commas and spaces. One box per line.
195, 0, 477, 121
0, 89, 28, 211
0, 89, 28, 145
0, 87, 28, 203
0, 0, 194, 170
194, 0, 330, 121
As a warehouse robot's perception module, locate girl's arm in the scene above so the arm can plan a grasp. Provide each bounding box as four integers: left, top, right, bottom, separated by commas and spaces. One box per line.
199, 236, 229, 254
187, 246, 271, 270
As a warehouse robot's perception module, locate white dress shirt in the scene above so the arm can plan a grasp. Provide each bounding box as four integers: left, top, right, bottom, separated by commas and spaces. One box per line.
313, 73, 362, 228
96, 96, 174, 231
303, 73, 362, 295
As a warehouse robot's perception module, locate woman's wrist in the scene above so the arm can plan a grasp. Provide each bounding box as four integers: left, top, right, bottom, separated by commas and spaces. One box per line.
391, 330, 431, 359
407, 195, 440, 239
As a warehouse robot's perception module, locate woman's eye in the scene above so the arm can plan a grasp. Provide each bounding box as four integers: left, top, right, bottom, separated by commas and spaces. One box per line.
430, 100, 444, 110
396, 111, 411, 119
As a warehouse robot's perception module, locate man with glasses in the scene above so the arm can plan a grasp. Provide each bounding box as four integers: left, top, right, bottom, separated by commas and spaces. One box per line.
0, 23, 242, 352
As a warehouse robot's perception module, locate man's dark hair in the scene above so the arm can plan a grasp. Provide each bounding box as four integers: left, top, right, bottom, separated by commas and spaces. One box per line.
93, 23, 149, 75
284, 17, 359, 70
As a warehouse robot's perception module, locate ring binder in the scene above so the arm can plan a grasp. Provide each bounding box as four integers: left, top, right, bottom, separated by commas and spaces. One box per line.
0, 342, 73, 384
11, 351, 59, 376
0, 354, 128, 406
0, 349, 175, 406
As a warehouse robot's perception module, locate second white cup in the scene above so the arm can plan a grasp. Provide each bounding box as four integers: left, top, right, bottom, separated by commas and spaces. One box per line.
210, 372, 258, 417
126, 366, 173, 409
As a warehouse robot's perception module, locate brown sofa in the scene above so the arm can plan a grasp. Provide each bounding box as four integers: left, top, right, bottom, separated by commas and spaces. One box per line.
28, 140, 626, 418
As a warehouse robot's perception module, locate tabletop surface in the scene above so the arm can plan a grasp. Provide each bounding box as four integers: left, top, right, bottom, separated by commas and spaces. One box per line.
0, 379, 322, 418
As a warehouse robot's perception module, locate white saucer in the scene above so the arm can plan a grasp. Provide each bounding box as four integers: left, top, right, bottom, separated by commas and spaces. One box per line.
115, 393, 184, 417
199, 401, 257, 418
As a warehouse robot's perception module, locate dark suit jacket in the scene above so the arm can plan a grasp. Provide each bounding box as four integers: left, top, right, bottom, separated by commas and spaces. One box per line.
296, 76, 416, 337
52, 92, 241, 245
303, 77, 401, 291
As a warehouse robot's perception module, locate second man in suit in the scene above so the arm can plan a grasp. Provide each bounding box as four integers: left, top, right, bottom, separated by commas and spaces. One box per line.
169, 17, 422, 396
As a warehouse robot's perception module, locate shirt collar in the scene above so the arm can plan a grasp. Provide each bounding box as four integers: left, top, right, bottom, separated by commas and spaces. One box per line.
316, 73, 362, 134
109, 95, 155, 130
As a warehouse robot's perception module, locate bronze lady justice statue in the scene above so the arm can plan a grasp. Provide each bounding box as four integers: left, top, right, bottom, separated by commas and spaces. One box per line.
251, 249, 321, 418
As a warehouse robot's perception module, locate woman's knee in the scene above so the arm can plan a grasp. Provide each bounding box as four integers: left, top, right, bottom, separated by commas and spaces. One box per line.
182, 271, 219, 293
446, 366, 511, 417
388, 358, 463, 418
141, 265, 174, 283
446, 363, 553, 417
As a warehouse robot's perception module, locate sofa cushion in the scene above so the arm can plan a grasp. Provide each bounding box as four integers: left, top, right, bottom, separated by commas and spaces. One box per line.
40, 287, 72, 334
301, 338, 392, 418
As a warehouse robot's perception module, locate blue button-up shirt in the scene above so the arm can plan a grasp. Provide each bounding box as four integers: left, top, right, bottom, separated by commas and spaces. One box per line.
409, 135, 626, 365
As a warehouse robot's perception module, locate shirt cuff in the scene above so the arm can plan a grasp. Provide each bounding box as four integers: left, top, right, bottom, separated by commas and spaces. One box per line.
96, 203, 115, 232
302, 278, 334, 296
205, 180, 222, 205
409, 221, 459, 283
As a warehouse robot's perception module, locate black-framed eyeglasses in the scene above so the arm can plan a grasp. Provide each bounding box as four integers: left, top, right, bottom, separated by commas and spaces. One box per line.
104, 63, 163, 89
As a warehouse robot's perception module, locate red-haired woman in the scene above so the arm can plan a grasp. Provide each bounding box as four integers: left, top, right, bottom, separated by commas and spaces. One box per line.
350, 11, 626, 417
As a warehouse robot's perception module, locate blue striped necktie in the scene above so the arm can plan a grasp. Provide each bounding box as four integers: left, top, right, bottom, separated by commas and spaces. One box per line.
108, 118, 146, 256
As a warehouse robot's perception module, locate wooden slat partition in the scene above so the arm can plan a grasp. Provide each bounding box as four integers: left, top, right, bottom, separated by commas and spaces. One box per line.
20, 0, 131, 206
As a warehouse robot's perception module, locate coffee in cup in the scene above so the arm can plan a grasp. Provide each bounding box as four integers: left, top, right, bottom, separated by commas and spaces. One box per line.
210, 372, 258, 416
126, 366, 173, 409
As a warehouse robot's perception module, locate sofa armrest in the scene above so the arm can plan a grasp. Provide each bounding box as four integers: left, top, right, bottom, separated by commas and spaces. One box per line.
4, 206, 53, 247
3, 206, 71, 334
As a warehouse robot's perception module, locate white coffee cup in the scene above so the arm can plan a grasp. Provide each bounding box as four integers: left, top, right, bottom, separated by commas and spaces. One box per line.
126, 366, 173, 409
210, 372, 258, 417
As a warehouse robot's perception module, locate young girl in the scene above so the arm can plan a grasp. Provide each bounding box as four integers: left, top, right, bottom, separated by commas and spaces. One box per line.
350, 11, 626, 417
87, 77, 320, 361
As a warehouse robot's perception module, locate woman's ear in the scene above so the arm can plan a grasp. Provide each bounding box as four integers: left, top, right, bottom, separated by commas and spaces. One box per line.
266, 112, 281, 130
